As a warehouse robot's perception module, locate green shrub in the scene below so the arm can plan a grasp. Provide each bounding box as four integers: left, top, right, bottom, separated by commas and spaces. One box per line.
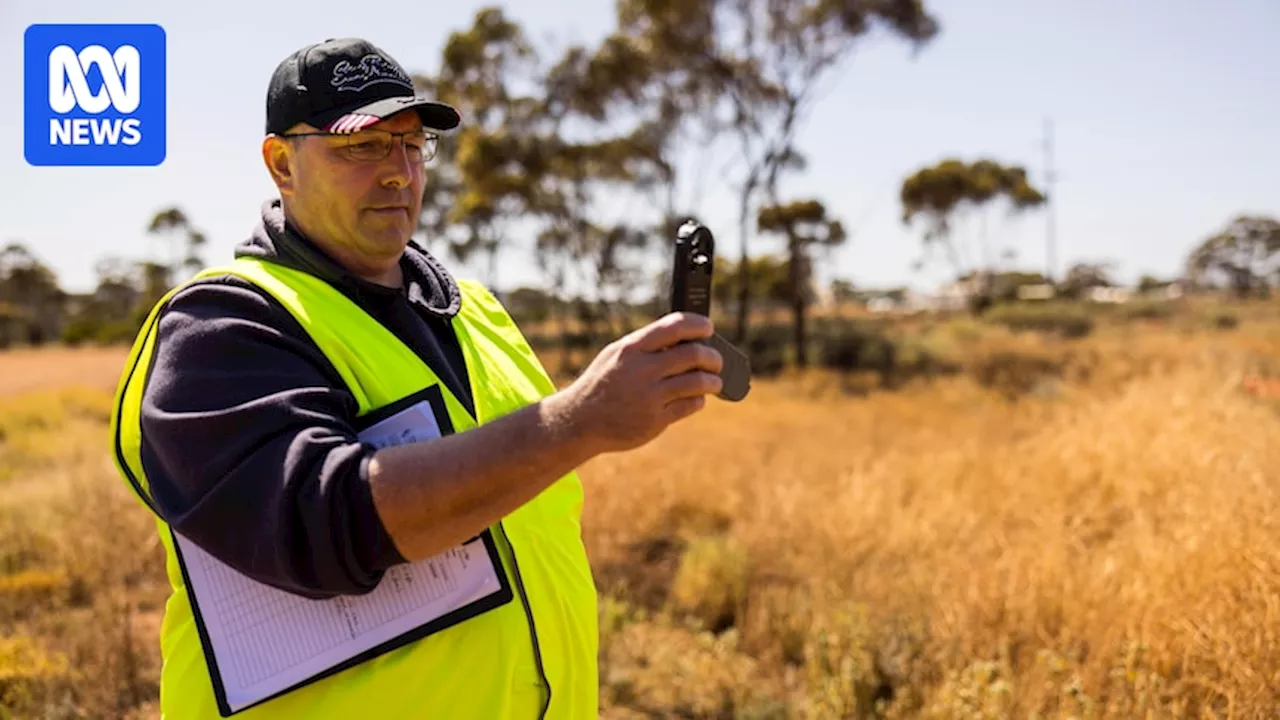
983, 303, 1094, 339
59, 318, 140, 346
743, 324, 791, 377
1118, 301, 1176, 322
1211, 311, 1238, 330
971, 350, 1064, 400
812, 318, 898, 376
805, 318, 959, 388
59, 320, 98, 347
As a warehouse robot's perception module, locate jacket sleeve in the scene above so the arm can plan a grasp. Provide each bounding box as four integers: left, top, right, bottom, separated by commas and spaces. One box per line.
138, 275, 407, 599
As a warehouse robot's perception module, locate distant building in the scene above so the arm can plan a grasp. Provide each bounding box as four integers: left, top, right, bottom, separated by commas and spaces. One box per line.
1017, 284, 1056, 301
1086, 286, 1133, 304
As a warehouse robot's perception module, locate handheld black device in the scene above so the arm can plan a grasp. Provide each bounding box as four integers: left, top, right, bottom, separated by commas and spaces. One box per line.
670, 220, 715, 316
668, 220, 751, 402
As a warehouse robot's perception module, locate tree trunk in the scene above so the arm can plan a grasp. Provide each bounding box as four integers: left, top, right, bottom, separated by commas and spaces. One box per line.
554, 267, 572, 378
1232, 266, 1252, 299
792, 281, 807, 368
486, 243, 500, 289
790, 239, 807, 368
734, 181, 753, 346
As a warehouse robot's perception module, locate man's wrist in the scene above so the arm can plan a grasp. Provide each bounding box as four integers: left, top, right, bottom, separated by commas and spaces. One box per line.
538, 383, 603, 460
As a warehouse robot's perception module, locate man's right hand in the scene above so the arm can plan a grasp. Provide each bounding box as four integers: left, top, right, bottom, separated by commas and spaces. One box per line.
554, 312, 724, 455
367, 311, 723, 562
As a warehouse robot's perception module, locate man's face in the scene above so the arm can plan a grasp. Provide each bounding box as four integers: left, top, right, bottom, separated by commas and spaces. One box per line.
265, 110, 429, 274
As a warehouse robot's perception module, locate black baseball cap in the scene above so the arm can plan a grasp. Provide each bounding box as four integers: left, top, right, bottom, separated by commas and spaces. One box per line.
265, 37, 460, 135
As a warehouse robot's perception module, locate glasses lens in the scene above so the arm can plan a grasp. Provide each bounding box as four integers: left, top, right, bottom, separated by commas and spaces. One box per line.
345, 133, 391, 161
343, 131, 438, 163
403, 133, 437, 163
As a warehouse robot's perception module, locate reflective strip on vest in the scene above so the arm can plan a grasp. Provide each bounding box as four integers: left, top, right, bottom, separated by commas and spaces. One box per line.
109, 257, 599, 719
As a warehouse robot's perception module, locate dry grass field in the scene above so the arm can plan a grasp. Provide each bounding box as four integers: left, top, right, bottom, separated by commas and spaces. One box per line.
2, 299, 1280, 718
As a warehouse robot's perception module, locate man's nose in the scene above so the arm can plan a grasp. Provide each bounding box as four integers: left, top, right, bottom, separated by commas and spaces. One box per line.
380, 139, 415, 186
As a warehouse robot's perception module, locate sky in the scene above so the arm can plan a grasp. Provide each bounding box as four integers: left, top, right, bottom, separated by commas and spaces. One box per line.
2, 0, 1277, 297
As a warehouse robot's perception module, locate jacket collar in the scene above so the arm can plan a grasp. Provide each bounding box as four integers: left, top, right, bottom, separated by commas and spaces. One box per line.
235, 198, 461, 317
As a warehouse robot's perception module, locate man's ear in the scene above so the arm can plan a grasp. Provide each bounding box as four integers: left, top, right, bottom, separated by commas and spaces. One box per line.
262, 136, 296, 196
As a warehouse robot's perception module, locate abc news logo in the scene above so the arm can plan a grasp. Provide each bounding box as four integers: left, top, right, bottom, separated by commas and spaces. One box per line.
24, 24, 166, 167
48, 44, 143, 146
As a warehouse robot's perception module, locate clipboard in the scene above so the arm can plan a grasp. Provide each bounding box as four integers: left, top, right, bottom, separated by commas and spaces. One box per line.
174, 383, 513, 716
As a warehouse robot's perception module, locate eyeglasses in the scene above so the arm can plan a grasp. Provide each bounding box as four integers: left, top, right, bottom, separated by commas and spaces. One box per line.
280, 128, 439, 164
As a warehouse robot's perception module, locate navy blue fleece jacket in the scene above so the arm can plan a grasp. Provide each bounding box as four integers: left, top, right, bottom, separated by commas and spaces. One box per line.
138, 198, 476, 599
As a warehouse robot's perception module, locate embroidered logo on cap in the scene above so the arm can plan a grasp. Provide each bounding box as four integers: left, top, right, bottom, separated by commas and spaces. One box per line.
330, 54, 412, 93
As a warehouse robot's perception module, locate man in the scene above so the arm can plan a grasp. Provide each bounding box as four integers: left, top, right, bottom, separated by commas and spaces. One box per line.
110, 37, 723, 719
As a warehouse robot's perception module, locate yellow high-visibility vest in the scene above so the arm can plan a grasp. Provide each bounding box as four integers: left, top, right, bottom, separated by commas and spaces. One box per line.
110, 256, 599, 719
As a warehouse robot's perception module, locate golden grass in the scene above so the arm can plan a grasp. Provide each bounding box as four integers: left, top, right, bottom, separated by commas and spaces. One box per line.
0, 384, 167, 719
1, 302, 1279, 718
0, 345, 129, 399
582, 311, 1280, 718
